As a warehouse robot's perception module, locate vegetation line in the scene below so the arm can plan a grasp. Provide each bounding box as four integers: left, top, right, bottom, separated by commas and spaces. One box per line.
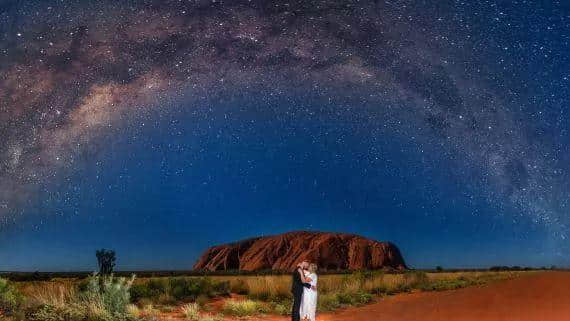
0, 269, 539, 320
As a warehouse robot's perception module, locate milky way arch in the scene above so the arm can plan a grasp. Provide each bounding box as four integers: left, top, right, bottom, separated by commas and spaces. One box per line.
0, 0, 567, 241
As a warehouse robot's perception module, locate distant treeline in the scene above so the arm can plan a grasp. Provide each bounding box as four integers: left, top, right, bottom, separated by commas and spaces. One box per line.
0, 266, 562, 282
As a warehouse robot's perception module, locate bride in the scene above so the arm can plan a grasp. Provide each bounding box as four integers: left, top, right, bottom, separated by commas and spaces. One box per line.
300, 263, 318, 321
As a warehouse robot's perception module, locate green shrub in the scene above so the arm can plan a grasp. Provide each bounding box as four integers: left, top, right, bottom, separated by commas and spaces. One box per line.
21, 274, 138, 321
212, 281, 230, 297
332, 291, 371, 306
169, 277, 216, 300
195, 278, 214, 297
129, 284, 152, 302
317, 293, 340, 312
272, 302, 291, 315
27, 304, 87, 321
335, 292, 354, 305
146, 278, 169, 297
0, 278, 22, 314
353, 292, 373, 305
130, 276, 228, 303
80, 274, 135, 316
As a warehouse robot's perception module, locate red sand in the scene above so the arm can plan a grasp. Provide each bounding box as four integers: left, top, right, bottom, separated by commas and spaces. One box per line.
254, 272, 570, 321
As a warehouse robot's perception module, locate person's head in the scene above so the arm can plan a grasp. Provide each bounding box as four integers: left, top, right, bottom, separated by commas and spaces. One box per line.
299, 261, 309, 269
309, 263, 318, 273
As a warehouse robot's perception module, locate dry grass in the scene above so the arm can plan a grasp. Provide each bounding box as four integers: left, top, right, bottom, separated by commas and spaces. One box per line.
213, 275, 291, 299
9, 270, 531, 319
181, 302, 201, 320
222, 299, 268, 316
16, 280, 76, 307
209, 271, 528, 299
13, 271, 525, 303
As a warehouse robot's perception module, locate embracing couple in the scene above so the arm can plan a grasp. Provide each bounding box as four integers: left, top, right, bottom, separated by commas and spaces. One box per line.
291, 260, 318, 321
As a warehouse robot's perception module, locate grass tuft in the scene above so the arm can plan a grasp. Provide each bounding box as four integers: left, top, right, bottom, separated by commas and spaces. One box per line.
222, 299, 267, 316
182, 302, 201, 320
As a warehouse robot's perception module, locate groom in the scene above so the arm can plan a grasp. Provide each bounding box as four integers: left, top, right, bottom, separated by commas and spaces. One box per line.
291, 261, 312, 321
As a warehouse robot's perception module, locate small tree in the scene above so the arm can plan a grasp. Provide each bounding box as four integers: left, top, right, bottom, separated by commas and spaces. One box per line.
435, 266, 443, 272
96, 249, 116, 275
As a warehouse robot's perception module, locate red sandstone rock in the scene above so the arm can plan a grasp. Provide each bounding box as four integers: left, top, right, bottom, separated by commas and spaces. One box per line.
193, 231, 407, 271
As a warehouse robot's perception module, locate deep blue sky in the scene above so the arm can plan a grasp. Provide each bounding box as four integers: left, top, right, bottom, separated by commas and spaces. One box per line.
0, 95, 560, 271
0, 0, 568, 271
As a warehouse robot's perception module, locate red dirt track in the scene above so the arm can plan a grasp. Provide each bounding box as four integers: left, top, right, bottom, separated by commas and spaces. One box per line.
319, 272, 570, 321
260, 272, 570, 321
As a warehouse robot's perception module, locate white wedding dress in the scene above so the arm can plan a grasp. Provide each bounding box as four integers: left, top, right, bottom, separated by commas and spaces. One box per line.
299, 271, 318, 321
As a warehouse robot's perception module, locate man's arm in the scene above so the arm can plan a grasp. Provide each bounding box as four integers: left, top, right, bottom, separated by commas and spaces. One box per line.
297, 268, 307, 283
297, 268, 311, 288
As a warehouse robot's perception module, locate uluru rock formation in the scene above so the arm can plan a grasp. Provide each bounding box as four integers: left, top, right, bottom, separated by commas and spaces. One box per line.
193, 231, 407, 271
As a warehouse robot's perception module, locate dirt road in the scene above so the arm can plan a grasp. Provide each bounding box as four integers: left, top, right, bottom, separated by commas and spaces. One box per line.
260, 271, 570, 321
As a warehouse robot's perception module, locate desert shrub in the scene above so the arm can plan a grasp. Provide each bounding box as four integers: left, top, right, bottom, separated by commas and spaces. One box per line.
316, 293, 340, 312
222, 299, 266, 316
129, 284, 152, 302
169, 278, 203, 300
80, 274, 135, 316
335, 292, 354, 305
181, 302, 200, 320
332, 291, 371, 306
196, 278, 215, 297
27, 304, 87, 321
170, 277, 222, 300
0, 278, 23, 314
212, 281, 230, 297
353, 292, 373, 305
272, 301, 291, 315
146, 279, 169, 298
129, 277, 227, 303
15, 274, 136, 321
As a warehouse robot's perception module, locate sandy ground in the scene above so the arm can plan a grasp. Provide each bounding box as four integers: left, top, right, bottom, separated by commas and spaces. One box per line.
250, 271, 570, 321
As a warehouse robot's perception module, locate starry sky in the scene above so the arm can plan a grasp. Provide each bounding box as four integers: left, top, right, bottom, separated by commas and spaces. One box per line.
0, 0, 569, 271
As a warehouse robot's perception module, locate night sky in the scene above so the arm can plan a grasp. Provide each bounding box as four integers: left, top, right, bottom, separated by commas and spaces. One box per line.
0, 0, 569, 271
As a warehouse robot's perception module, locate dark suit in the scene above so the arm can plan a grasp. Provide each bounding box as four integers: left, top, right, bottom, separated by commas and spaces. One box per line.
291, 268, 311, 321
